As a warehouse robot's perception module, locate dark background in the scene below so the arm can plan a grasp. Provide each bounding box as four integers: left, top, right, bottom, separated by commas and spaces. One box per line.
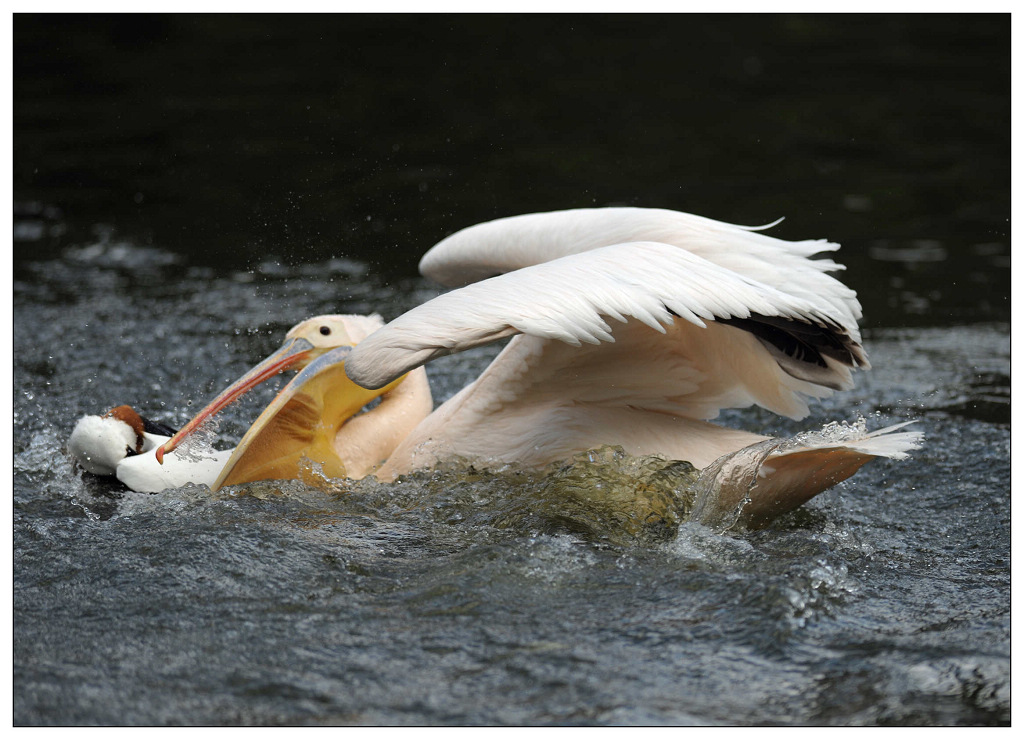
13, 13, 1010, 325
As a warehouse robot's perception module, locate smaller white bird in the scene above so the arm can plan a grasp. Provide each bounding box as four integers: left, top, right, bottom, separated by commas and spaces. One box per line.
68, 405, 231, 493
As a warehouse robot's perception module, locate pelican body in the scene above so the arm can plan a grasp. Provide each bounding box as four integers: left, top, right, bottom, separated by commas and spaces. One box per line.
70, 208, 920, 528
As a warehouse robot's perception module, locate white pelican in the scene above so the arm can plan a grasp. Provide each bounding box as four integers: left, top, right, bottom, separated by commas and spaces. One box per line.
71, 208, 921, 528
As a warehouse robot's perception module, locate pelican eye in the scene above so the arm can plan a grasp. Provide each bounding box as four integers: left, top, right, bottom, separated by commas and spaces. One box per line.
319, 326, 331, 336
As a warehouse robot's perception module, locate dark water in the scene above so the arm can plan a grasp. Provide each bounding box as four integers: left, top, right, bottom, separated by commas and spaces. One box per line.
13, 15, 1010, 726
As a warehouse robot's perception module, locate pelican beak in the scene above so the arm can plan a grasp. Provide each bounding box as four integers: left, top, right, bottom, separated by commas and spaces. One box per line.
156, 336, 317, 464
211, 346, 406, 489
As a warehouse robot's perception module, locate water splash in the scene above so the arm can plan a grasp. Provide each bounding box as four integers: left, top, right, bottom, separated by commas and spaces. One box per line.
222, 445, 705, 546
173, 416, 221, 463
689, 439, 783, 533
779, 416, 923, 460
784, 417, 872, 448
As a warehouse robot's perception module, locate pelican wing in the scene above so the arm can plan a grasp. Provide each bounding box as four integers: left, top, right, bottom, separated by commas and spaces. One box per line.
420, 207, 861, 337
347, 240, 866, 420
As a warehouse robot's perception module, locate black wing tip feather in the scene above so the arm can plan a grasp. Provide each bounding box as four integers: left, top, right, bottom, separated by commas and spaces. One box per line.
715, 313, 866, 390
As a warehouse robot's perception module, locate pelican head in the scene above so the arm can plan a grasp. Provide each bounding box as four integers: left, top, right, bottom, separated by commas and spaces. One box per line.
155, 314, 388, 467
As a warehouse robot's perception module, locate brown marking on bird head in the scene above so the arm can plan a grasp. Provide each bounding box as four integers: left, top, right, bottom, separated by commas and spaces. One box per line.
103, 405, 146, 453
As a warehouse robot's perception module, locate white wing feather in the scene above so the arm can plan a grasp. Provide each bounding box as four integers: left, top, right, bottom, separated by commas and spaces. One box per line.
346, 240, 859, 399
420, 207, 861, 340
